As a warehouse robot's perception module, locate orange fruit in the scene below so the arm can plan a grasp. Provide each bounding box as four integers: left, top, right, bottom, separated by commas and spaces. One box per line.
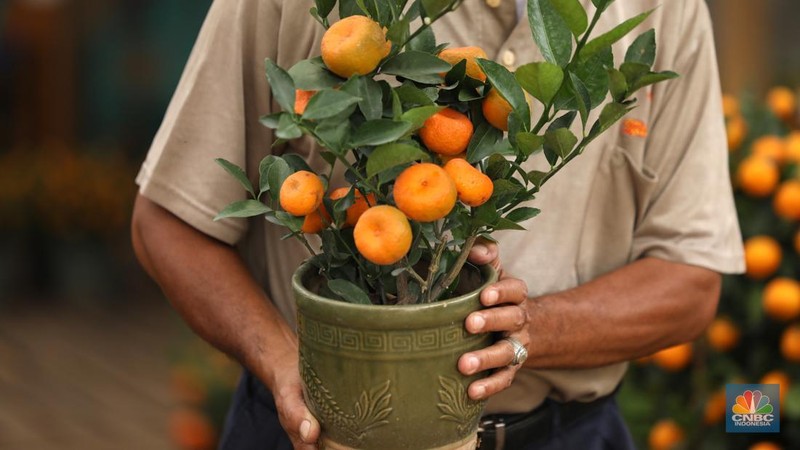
749, 442, 782, 450
294, 89, 315, 115
726, 115, 747, 151
393, 163, 457, 222
652, 343, 693, 372
780, 324, 800, 362
353, 205, 412, 265
703, 389, 727, 425
443, 158, 494, 207
752, 135, 786, 163
330, 187, 376, 227
321, 15, 391, 78
722, 94, 739, 118
420, 108, 474, 156
437, 46, 488, 81
763, 277, 800, 321
648, 419, 685, 450
301, 208, 327, 234
169, 407, 216, 450
279, 170, 325, 216
766, 86, 797, 121
706, 317, 741, 352
439, 151, 467, 164
736, 156, 779, 197
744, 235, 782, 279
773, 180, 800, 220
482, 88, 513, 131
785, 131, 800, 163
759, 370, 790, 406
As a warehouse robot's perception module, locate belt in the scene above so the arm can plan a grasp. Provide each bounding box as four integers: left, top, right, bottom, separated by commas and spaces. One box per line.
476, 394, 613, 450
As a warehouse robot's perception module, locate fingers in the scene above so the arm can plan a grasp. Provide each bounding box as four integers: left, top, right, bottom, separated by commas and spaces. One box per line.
466, 302, 528, 334
480, 277, 528, 307
468, 239, 500, 270
458, 334, 530, 399
275, 384, 320, 449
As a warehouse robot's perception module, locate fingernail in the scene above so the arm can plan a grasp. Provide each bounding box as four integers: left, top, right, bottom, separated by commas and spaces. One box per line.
300, 420, 311, 442
473, 384, 486, 399
466, 356, 479, 374
484, 289, 499, 305
471, 314, 486, 331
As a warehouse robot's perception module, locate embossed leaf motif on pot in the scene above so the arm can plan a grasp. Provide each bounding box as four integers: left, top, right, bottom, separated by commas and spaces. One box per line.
216, 0, 676, 447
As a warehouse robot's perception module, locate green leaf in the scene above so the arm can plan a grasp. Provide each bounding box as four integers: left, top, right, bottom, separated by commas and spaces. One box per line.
570, 46, 613, 107
607, 68, 628, 103
401, 105, 444, 131
276, 114, 302, 140
408, 25, 436, 53
314, 117, 351, 153
350, 119, 413, 147
395, 83, 436, 106
421, 0, 456, 19
551, 0, 588, 38
267, 157, 293, 203
258, 155, 278, 195
629, 70, 679, 94
477, 59, 531, 128
355, 76, 384, 120
548, 111, 577, 131
315, 0, 337, 18
544, 128, 578, 159
527, 0, 573, 67
302, 90, 362, 120
624, 29, 656, 66
492, 218, 526, 231
567, 72, 591, 127
288, 58, 342, 90
591, 0, 614, 13
265, 58, 296, 113
215, 158, 255, 198
259, 112, 282, 129
214, 200, 271, 221
515, 132, 544, 157
381, 51, 451, 84
505, 207, 541, 222
328, 279, 372, 304
515, 62, 564, 106
366, 143, 430, 178
282, 153, 314, 173
273, 211, 305, 231
598, 102, 633, 132
620, 61, 650, 86
467, 122, 503, 163
527, 170, 548, 187
579, 10, 654, 62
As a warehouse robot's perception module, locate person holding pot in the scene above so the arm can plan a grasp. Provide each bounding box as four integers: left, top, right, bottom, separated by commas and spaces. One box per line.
131, 0, 743, 449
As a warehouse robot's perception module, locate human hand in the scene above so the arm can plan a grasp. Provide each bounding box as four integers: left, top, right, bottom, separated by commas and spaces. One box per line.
270, 356, 321, 449
458, 239, 530, 400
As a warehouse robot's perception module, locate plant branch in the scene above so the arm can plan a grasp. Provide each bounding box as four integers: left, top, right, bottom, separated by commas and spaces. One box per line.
428, 234, 478, 302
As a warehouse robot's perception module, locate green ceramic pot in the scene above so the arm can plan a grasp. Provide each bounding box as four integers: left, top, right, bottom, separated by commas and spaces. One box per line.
293, 262, 497, 450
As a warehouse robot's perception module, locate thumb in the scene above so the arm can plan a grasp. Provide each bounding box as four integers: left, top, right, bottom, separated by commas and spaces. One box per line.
298, 411, 321, 444
276, 387, 321, 447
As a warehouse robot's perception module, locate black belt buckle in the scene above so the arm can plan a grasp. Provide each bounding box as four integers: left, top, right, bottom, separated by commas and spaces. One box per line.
477, 416, 507, 450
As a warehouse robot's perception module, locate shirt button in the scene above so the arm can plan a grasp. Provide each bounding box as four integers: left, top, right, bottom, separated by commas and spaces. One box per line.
486, 0, 501, 8
502, 50, 516, 67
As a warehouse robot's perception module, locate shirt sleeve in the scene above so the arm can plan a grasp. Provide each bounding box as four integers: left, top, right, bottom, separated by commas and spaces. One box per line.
630, 0, 745, 274
135, 0, 280, 245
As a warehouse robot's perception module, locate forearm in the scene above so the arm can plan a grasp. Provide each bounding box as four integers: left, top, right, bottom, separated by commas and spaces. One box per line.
525, 257, 721, 369
131, 194, 296, 392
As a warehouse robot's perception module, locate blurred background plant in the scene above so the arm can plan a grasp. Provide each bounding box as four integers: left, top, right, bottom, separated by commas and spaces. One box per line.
619, 86, 800, 450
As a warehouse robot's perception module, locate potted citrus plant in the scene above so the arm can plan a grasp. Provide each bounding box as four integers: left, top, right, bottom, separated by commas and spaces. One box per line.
215, 0, 676, 448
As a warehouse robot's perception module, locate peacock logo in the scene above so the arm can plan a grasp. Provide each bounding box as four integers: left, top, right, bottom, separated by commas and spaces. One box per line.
732, 390, 773, 415
727, 385, 779, 432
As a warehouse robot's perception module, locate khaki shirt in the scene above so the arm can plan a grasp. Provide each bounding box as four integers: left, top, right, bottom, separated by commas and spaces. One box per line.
137, 0, 745, 414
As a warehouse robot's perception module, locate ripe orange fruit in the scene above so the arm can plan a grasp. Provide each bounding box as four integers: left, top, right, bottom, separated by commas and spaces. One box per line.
439, 151, 467, 164
294, 89, 315, 115
752, 135, 786, 163
736, 156, 779, 197
780, 324, 800, 362
749, 442, 782, 450
726, 115, 747, 151
330, 187, 376, 227
706, 317, 741, 352
482, 88, 513, 131
438, 46, 488, 81
648, 419, 685, 450
773, 180, 800, 220
393, 163, 457, 222
280, 170, 325, 216
703, 389, 727, 425
766, 86, 797, 121
759, 370, 790, 406
652, 343, 693, 372
301, 208, 327, 234
353, 205, 412, 265
420, 108, 474, 156
169, 407, 216, 450
763, 277, 800, 321
722, 94, 739, 118
321, 15, 391, 78
744, 235, 782, 279
786, 131, 800, 163
443, 158, 493, 207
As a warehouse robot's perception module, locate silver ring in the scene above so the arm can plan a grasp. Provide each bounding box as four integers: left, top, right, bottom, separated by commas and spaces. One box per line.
502, 337, 528, 366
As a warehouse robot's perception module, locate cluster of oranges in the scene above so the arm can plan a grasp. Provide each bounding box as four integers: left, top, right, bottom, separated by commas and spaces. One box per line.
278, 15, 515, 266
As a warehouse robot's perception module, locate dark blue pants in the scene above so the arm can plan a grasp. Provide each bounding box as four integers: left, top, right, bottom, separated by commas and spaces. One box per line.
217, 370, 637, 450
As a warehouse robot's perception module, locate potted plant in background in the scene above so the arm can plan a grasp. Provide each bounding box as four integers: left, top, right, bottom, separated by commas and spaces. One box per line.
215, 0, 676, 448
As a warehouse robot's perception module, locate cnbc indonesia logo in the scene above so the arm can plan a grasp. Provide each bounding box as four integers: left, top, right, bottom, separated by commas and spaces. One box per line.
726, 385, 780, 433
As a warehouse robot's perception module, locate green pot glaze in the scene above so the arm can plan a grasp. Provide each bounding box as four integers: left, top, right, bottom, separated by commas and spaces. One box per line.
293, 263, 497, 450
